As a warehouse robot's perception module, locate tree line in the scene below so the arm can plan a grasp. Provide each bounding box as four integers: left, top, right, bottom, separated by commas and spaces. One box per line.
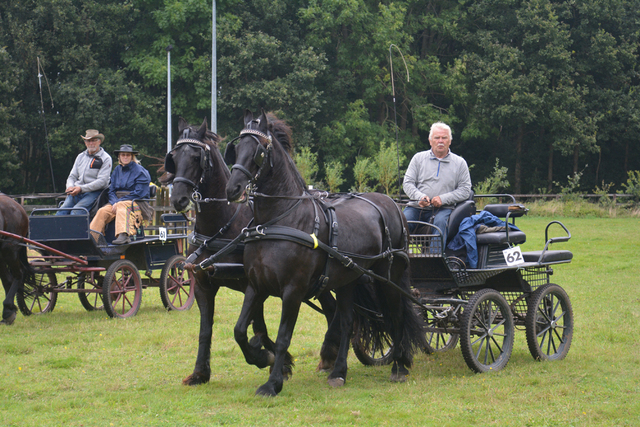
1, 0, 639, 196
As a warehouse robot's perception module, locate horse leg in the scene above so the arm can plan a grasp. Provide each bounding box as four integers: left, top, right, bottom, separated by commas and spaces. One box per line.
251, 303, 295, 380
327, 283, 356, 388
234, 286, 275, 372
317, 291, 339, 372
255, 287, 303, 397
1, 261, 19, 325
183, 274, 218, 385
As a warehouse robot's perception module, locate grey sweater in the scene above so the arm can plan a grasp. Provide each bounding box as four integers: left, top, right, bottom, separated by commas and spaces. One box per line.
403, 150, 472, 209
65, 148, 112, 193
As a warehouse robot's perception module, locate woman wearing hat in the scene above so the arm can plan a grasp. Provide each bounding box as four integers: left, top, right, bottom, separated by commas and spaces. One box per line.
56, 129, 112, 215
90, 144, 151, 245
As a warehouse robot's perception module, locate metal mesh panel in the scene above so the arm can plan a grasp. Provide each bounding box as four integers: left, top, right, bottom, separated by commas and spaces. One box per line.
408, 234, 443, 258
520, 266, 550, 290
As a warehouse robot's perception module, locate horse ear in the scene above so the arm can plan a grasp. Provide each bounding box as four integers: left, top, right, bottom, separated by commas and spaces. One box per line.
224, 142, 236, 165
178, 117, 188, 133
244, 109, 254, 127
258, 109, 268, 131
197, 117, 208, 140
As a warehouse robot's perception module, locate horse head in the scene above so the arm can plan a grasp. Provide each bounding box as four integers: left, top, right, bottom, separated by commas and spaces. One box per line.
225, 109, 301, 203
166, 117, 222, 212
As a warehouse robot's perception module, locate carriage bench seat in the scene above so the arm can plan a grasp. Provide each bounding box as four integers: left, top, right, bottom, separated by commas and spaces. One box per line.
483, 203, 527, 218
522, 250, 573, 264
476, 230, 526, 246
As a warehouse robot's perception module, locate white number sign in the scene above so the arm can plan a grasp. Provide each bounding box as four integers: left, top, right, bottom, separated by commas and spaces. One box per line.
159, 227, 167, 243
503, 246, 524, 266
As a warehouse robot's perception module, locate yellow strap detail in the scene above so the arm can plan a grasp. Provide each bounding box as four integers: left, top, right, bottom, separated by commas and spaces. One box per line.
310, 233, 318, 249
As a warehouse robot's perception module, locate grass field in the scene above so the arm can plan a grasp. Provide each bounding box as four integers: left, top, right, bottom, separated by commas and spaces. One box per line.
1, 217, 639, 426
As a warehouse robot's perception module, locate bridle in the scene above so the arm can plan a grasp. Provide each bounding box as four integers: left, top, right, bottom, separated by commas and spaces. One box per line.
225, 120, 274, 197
164, 128, 219, 209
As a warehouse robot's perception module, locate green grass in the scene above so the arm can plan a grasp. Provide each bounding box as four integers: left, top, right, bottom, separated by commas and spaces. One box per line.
1, 217, 639, 426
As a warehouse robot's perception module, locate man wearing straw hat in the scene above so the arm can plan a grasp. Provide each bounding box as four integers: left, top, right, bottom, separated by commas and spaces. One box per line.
56, 129, 112, 215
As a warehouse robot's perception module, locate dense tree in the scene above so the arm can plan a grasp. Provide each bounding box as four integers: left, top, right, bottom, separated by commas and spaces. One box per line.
1, 0, 639, 195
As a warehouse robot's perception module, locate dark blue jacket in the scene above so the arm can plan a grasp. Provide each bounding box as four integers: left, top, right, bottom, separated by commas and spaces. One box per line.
107, 162, 151, 205
447, 211, 520, 268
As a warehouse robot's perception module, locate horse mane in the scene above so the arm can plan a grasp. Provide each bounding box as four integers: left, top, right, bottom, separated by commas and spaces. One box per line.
266, 113, 293, 154
263, 112, 309, 190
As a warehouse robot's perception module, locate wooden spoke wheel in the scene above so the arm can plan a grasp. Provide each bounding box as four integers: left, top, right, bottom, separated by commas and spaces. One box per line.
78, 272, 105, 311
159, 255, 195, 311
17, 270, 58, 315
102, 260, 142, 318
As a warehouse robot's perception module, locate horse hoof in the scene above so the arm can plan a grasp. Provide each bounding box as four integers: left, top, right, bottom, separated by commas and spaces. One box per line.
255, 385, 277, 397
0, 312, 17, 326
182, 372, 210, 386
327, 377, 345, 388
316, 360, 334, 373
390, 373, 408, 383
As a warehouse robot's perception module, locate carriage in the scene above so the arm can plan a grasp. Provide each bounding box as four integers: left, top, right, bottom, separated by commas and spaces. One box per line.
14, 196, 195, 319
352, 194, 574, 373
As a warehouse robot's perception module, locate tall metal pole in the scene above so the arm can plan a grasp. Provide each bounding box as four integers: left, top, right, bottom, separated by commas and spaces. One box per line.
167, 45, 173, 153
211, 0, 217, 133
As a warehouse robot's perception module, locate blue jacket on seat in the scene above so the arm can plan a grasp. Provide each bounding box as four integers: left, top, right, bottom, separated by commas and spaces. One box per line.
447, 211, 520, 268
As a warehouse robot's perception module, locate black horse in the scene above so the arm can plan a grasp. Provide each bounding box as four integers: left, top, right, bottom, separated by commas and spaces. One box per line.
0, 194, 33, 325
165, 118, 337, 385
225, 110, 426, 396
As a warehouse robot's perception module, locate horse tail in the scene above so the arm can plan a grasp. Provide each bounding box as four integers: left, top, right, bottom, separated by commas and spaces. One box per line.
352, 269, 427, 368
392, 267, 428, 367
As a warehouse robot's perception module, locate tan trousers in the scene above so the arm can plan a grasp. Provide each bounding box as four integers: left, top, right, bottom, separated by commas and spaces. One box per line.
90, 201, 143, 236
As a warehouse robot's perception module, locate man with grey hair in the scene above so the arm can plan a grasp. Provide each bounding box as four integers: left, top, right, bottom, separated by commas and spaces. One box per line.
402, 122, 472, 245
56, 129, 112, 215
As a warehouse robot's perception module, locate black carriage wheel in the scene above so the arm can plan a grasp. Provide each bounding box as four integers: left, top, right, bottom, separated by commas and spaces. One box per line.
102, 260, 142, 318
422, 303, 460, 354
459, 289, 514, 373
159, 255, 195, 311
525, 283, 573, 361
17, 271, 58, 315
351, 333, 394, 366
78, 272, 105, 311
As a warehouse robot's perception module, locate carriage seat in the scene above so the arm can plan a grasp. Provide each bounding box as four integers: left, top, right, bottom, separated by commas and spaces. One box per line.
446, 197, 476, 244
522, 250, 573, 264
476, 202, 528, 245
482, 203, 527, 219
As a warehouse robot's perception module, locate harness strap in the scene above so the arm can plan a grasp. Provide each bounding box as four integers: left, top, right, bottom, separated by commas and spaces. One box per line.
240, 225, 409, 300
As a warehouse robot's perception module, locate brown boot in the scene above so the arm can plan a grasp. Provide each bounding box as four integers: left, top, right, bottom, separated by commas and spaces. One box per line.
112, 233, 130, 245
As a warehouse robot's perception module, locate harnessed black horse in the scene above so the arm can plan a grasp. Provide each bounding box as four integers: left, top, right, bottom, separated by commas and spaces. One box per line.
222, 109, 426, 396
164, 118, 338, 384
0, 194, 34, 325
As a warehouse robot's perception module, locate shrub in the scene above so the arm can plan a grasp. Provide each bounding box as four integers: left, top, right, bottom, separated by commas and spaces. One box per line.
294, 146, 318, 187
324, 160, 345, 193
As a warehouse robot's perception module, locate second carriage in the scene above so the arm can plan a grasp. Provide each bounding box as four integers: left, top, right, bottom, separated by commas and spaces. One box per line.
19, 202, 195, 319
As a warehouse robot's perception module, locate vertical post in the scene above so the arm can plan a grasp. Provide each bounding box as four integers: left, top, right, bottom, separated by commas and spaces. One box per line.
211, 0, 217, 133
167, 45, 173, 153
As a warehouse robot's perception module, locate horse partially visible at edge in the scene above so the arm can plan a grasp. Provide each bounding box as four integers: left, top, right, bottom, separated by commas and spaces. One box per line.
0, 194, 33, 325
224, 109, 427, 396
164, 118, 338, 385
